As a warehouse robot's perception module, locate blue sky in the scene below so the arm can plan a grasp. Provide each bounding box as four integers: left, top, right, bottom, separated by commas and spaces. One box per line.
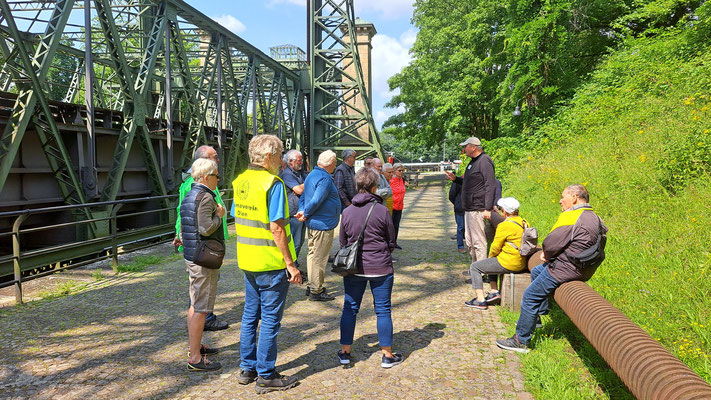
185, 0, 417, 130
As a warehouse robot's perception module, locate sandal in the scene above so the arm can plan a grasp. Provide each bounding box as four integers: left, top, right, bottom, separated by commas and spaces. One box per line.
187, 355, 222, 372
187, 344, 220, 357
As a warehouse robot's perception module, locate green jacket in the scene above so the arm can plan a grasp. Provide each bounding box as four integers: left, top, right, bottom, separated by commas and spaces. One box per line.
175, 176, 229, 252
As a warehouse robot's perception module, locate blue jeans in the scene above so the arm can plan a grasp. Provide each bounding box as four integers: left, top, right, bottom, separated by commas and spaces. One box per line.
290, 217, 306, 266
515, 263, 560, 344
454, 213, 465, 249
340, 274, 394, 347
240, 269, 289, 377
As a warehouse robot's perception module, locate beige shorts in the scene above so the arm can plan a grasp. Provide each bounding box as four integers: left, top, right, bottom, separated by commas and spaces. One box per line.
186, 260, 219, 314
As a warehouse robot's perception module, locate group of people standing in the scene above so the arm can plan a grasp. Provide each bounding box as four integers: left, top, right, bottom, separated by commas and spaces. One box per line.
446, 136, 608, 354
174, 136, 408, 393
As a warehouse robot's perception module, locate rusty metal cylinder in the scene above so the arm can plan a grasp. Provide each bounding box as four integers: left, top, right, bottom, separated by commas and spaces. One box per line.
554, 281, 711, 400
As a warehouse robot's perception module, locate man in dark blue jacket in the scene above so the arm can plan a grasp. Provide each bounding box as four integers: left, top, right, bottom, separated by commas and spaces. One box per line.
279, 150, 308, 272
295, 150, 341, 301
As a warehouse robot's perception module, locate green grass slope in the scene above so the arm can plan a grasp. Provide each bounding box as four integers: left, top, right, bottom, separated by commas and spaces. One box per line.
495, 28, 711, 399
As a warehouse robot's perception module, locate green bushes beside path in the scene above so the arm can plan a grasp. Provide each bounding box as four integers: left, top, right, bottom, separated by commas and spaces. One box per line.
492, 30, 711, 398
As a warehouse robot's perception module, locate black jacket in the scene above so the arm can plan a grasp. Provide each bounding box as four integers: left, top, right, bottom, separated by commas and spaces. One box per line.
454, 152, 496, 211
448, 181, 464, 214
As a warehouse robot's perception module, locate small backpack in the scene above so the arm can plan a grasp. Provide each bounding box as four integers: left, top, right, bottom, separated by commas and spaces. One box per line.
507, 220, 539, 257
569, 216, 607, 270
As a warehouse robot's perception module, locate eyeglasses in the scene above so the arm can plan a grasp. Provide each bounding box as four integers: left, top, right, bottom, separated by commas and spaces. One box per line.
209, 173, 220, 179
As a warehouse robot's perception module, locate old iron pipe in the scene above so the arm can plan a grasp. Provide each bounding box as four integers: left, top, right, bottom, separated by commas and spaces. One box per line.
554, 281, 711, 399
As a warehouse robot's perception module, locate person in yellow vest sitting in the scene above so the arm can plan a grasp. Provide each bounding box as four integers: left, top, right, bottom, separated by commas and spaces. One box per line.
465, 197, 528, 310
231, 134, 302, 394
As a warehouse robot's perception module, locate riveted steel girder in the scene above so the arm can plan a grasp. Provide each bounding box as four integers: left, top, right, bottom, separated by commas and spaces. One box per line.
310, 0, 382, 160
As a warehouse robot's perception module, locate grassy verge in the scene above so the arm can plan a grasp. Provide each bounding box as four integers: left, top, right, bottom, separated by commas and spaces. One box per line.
496, 29, 711, 398
115, 254, 175, 273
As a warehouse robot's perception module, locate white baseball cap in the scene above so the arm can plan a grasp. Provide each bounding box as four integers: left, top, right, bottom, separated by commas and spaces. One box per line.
459, 137, 482, 147
497, 197, 520, 213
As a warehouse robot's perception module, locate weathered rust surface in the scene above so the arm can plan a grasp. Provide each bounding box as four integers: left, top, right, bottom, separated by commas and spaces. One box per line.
554, 281, 711, 400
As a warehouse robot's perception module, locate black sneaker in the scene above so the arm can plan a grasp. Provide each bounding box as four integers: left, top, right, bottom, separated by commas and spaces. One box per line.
394, 244, 402, 249
381, 353, 404, 368
485, 291, 501, 304
305, 287, 311, 297
187, 355, 222, 372
309, 291, 335, 301
337, 350, 351, 365
237, 368, 258, 385
464, 298, 488, 310
461, 270, 470, 276
203, 318, 229, 331
496, 335, 530, 353
255, 372, 298, 394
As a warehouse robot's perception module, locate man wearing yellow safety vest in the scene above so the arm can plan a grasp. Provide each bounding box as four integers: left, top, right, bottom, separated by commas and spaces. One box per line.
231, 134, 302, 394
497, 184, 607, 353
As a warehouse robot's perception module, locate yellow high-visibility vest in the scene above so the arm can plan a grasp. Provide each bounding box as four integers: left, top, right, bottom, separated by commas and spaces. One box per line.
232, 168, 296, 272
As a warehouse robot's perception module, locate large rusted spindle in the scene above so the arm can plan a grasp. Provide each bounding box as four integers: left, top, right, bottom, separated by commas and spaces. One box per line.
554, 281, 711, 399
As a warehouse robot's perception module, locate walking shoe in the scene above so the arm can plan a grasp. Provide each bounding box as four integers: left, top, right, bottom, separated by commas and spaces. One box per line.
254, 372, 298, 394
450, 235, 457, 240
485, 291, 501, 304
337, 350, 351, 365
381, 353, 404, 368
187, 355, 221, 372
309, 291, 335, 301
203, 318, 229, 331
305, 287, 311, 297
458, 248, 467, 253
496, 335, 530, 353
465, 278, 472, 284
461, 270, 470, 276
394, 244, 402, 249
464, 298, 488, 310
188, 344, 219, 357
236, 368, 258, 385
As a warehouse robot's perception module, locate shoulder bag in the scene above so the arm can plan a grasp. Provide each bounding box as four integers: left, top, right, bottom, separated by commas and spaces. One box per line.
331, 202, 377, 276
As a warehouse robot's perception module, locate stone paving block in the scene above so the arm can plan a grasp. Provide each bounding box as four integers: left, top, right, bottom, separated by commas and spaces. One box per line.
0, 182, 532, 399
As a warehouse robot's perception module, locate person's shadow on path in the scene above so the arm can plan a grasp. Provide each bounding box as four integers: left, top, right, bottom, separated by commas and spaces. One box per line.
277, 322, 446, 379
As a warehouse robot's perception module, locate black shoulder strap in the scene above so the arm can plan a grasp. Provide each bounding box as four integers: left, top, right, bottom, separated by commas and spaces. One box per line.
356, 202, 377, 244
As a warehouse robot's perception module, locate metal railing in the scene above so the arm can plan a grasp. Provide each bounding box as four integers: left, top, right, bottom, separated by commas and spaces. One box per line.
0, 189, 234, 305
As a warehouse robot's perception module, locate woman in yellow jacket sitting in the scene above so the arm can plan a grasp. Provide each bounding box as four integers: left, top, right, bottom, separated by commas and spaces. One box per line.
465, 197, 528, 310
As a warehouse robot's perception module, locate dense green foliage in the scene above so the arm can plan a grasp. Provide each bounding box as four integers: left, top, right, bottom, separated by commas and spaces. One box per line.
384, 0, 708, 154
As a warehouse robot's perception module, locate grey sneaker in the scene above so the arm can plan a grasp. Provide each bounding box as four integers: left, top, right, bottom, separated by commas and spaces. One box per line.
309, 291, 335, 301
381, 353, 404, 368
485, 291, 501, 304
255, 372, 298, 394
496, 335, 530, 353
236, 368, 257, 385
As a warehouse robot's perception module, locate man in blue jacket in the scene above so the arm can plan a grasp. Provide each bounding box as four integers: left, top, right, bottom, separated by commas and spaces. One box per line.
295, 150, 341, 301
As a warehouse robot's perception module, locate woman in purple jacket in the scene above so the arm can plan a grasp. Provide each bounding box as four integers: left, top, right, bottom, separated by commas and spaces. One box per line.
337, 168, 403, 368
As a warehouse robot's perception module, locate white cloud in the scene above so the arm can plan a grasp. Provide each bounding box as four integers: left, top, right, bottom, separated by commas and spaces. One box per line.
374, 105, 405, 130
371, 30, 415, 96
211, 15, 246, 34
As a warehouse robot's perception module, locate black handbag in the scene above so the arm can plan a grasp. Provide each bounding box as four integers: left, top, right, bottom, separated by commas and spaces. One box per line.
331, 202, 377, 276
193, 238, 225, 269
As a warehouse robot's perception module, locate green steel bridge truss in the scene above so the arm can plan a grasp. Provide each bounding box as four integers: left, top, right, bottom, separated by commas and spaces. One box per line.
0, 0, 381, 279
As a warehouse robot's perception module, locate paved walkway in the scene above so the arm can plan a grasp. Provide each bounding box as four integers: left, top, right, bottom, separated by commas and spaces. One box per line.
0, 180, 532, 399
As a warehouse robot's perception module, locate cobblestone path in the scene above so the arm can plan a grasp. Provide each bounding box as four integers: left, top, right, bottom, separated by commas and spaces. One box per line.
0, 180, 532, 400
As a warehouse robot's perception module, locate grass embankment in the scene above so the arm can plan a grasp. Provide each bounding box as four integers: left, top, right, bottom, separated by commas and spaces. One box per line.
495, 31, 711, 399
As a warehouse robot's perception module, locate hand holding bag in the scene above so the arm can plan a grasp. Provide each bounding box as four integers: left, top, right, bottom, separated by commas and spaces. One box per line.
331, 202, 377, 276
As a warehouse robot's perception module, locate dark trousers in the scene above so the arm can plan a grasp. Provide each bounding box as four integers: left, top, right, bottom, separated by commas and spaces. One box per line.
392, 209, 403, 243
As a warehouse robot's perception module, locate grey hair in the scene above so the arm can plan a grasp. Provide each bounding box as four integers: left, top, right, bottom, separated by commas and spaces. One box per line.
283, 149, 301, 164
393, 162, 404, 170
341, 149, 356, 159
564, 184, 589, 202
193, 145, 214, 161
317, 150, 337, 167
383, 162, 393, 171
371, 158, 383, 167
190, 158, 218, 181
248, 134, 283, 165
